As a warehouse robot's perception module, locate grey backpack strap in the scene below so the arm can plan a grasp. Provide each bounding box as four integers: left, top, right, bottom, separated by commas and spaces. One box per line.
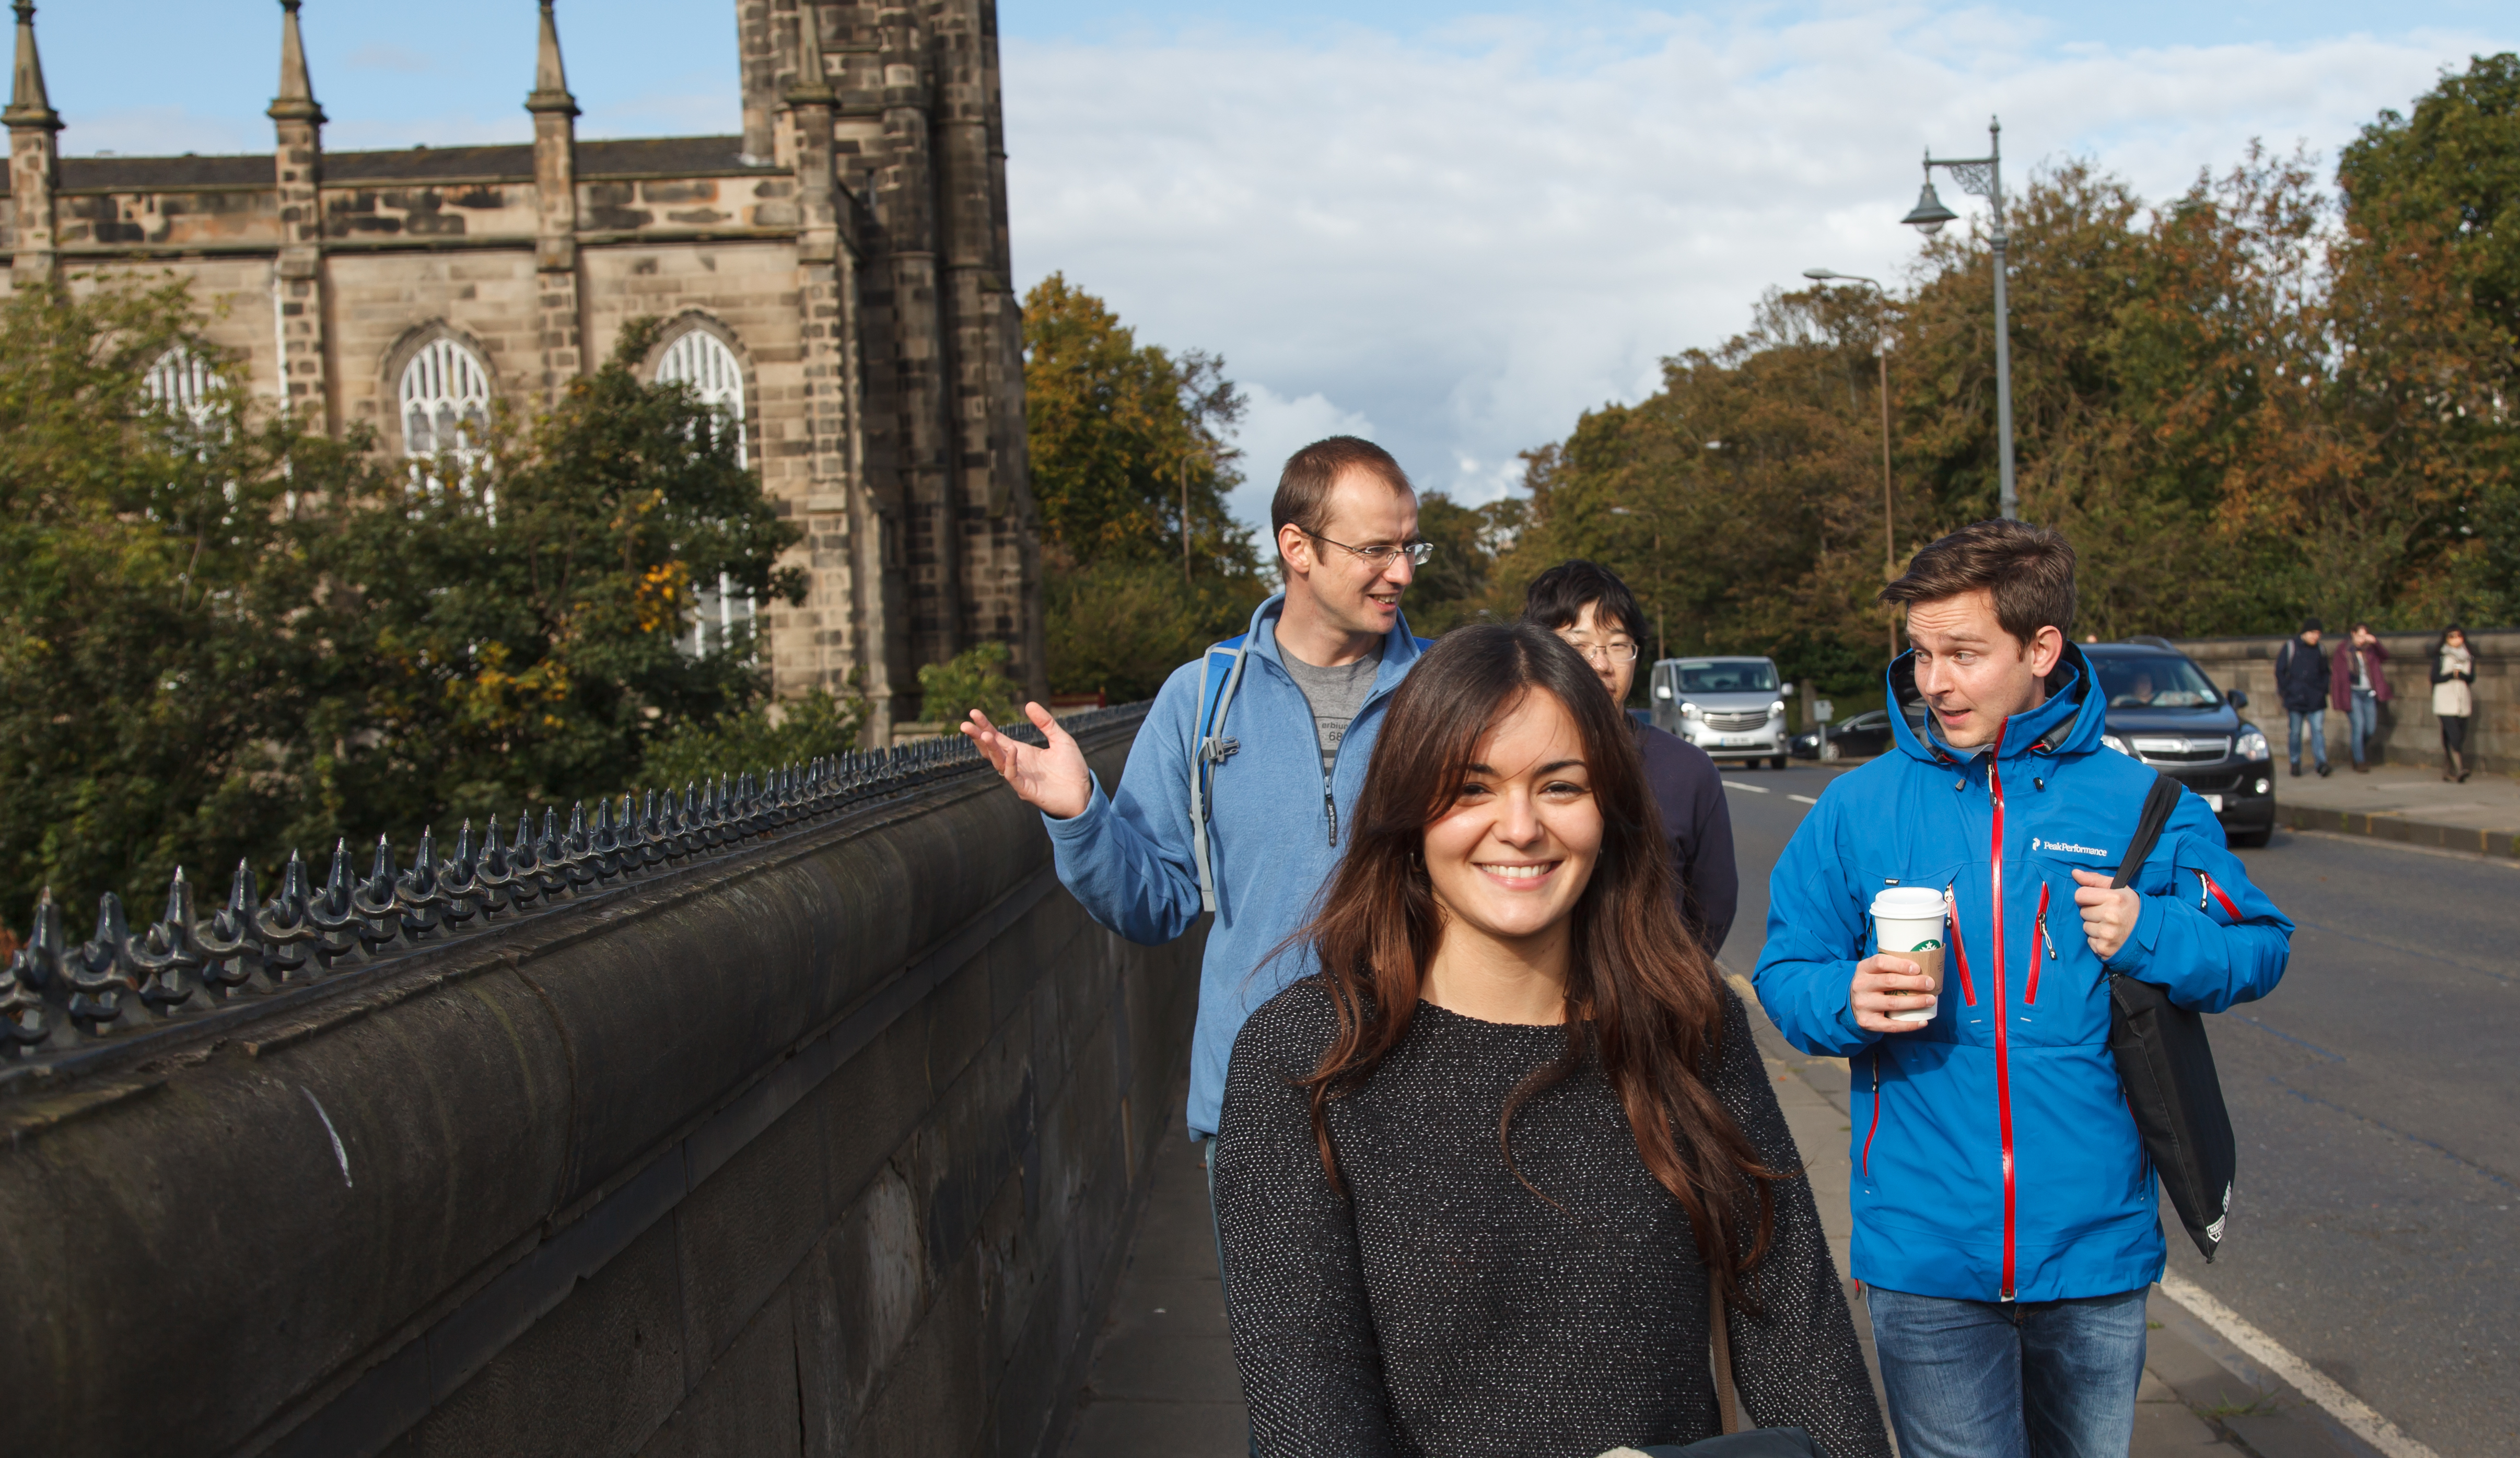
1188, 637, 1252, 914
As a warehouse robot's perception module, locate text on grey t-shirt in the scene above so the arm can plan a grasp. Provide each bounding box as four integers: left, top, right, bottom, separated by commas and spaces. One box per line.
1280, 643, 1384, 779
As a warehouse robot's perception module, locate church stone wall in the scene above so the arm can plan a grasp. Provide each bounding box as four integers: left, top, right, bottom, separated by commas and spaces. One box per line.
3, 0, 1045, 738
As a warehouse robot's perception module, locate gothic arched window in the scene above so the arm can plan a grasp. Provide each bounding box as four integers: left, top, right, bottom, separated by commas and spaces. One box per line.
400, 336, 492, 496
655, 326, 757, 656
144, 345, 222, 433
654, 327, 748, 465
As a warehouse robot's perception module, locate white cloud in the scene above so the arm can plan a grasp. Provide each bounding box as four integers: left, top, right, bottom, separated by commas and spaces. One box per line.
1004, 5, 2514, 534
1226, 383, 1378, 537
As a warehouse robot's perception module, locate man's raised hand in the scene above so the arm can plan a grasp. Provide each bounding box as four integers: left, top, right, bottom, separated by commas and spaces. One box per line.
960, 703, 1093, 820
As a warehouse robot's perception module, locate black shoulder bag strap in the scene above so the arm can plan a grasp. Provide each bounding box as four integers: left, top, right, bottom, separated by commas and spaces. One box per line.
2107, 772, 2238, 1262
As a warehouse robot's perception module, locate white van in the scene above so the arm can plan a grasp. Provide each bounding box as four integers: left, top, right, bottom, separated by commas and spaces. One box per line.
1649, 656, 1791, 769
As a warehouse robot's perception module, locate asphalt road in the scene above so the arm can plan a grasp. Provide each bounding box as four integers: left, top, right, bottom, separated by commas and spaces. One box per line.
1712, 760, 2517, 1457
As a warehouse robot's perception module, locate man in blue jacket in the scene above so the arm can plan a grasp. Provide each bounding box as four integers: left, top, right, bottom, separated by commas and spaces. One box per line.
1754, 520, 2291, 1458
961, 435, 1429, 1144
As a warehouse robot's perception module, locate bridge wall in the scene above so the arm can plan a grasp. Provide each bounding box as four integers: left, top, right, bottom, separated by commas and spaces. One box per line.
0, 713, 1195, 1458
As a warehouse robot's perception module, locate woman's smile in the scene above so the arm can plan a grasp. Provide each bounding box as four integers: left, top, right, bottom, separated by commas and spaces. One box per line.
1474, 860, 1561, 887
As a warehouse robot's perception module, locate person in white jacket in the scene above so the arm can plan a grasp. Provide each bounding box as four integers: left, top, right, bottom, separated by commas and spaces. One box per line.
2431, 626, 2476, 783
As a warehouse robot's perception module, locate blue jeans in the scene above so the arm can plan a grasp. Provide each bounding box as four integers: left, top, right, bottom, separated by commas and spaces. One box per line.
2348, 689, 2378, 765
1865, 1286, 2148, 1458
2286, 708, 2327, 769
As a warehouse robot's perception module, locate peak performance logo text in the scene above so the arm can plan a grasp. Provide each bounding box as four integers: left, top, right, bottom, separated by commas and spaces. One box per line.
2035, 837, 2110, 857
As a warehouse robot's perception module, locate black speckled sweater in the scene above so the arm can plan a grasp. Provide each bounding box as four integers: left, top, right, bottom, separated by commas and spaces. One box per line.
1213, 982, 1892, 1458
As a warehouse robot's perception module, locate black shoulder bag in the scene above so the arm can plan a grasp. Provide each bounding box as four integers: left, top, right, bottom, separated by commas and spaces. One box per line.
2107, 773, 2238, 1262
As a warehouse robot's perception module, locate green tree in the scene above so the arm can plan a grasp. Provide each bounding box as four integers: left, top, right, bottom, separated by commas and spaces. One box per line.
1022, 274, 1269, 697
1023, 272, 1258, 576
1, 278, 326, 929
0, 285, 808, 928
916, 642, 1021, 726
286, 315, 807, 841
643, 686, 867, 789
1399, 490, 1520, 636
2330, 53, 2520, 624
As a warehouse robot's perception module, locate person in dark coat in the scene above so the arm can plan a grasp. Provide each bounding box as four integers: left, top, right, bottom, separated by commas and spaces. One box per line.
1523, 561, 1738, 953
2274, 618, 2332, 777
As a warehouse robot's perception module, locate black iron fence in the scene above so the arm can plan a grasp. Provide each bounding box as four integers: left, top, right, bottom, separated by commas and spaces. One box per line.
1, 708, 1134, 1074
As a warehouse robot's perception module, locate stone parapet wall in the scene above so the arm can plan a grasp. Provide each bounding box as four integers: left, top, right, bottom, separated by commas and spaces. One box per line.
2169, 631, 2517, 775
0, 711, 1193, 1458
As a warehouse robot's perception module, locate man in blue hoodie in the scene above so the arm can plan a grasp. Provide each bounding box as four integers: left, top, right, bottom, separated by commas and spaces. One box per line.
960, 435, 1429, 1145
1754, 520, 2290, 1458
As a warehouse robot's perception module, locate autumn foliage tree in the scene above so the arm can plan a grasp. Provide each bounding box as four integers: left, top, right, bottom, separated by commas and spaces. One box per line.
1023, 274, 1269, 701
1500, 56, 2520, 692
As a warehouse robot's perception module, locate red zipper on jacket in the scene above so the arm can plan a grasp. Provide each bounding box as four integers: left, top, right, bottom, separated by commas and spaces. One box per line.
1862, 1052, 1883, 1177
2198, 870, 2239, 922
1986, 722, 2020, 1302
1942, 887, 1977, 1006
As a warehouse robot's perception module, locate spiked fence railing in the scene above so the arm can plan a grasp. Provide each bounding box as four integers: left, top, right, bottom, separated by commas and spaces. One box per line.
0, 706, 1141, 1073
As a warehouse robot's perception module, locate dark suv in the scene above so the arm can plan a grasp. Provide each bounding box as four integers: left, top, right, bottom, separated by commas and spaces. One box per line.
2082, 639, 2277, 848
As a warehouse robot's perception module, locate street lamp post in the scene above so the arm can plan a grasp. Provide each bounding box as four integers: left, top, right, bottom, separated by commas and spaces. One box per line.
1900, 116, 2016, 520
1803, 269, 1899, 661
1175, 442, 1211, 584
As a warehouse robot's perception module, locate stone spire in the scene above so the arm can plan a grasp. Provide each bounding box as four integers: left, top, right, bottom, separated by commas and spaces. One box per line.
266, 0, 323, 125
785, 5, 839, 265
527, 0, 581, 395
524, 0, 577, 118
269, 0, 328, 423
4, 1, 57, 131
7, 1, 61, 284
785, 1, 837, 107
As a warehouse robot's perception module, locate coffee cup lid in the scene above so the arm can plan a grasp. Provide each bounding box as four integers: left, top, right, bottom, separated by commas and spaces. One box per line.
1870, 886, 1944, 919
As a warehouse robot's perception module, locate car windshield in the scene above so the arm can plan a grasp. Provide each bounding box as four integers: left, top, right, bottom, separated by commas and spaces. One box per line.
2096, 654, 2221, 708
1675, 661, 1777, 694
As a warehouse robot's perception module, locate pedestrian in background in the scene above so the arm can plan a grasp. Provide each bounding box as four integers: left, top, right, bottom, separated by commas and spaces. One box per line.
2432, 626, 2475, 783
2275, 619, 2331, 777
2331, 622, 2391, 774
1755, 520, 2292, 1458
1522, 559, 1739, 953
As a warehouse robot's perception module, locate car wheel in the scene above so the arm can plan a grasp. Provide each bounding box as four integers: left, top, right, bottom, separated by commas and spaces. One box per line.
2228, 826, 2272, 849
1771, 755, 1790, 771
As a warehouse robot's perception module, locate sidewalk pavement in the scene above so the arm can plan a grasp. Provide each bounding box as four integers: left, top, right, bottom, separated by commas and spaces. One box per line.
1058, 1001, 2383, 1457
2275, 760, 2520, 858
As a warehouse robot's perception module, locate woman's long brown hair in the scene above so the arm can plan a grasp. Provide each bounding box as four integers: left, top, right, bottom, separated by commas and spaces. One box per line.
1293, 623, 1780, 1302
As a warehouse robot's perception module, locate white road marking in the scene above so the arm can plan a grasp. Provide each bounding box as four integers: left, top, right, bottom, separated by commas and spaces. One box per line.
1723, 781, 1771, 794
1788, 794, 1819, 805
2156, 1271, 2440, 1458
302, 1088, 353, 1188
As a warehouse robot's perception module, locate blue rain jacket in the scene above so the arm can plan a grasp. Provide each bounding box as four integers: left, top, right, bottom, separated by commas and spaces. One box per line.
1753, 646, 2291, 1303
1043, 593, 1428, 1138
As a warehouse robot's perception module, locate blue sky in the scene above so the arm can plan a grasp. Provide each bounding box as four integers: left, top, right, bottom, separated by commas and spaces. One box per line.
40, 2, 2520, 530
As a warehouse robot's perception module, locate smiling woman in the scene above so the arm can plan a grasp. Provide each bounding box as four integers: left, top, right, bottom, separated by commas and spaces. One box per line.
1209, 622, 1891, 1458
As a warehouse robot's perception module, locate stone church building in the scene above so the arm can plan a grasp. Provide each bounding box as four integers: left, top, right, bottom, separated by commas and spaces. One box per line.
3, 0, 1044, 742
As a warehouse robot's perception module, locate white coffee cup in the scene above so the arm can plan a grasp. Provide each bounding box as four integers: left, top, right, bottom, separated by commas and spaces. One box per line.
1870, 887, 1947, 1024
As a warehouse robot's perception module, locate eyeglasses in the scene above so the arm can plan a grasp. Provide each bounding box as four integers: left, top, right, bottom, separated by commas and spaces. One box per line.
1557, 632, 1640, 664
1306, 529, 1433, 568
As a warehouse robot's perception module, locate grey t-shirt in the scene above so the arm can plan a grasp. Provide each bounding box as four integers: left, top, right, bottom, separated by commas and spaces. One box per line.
1279, 643, 1384, 778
